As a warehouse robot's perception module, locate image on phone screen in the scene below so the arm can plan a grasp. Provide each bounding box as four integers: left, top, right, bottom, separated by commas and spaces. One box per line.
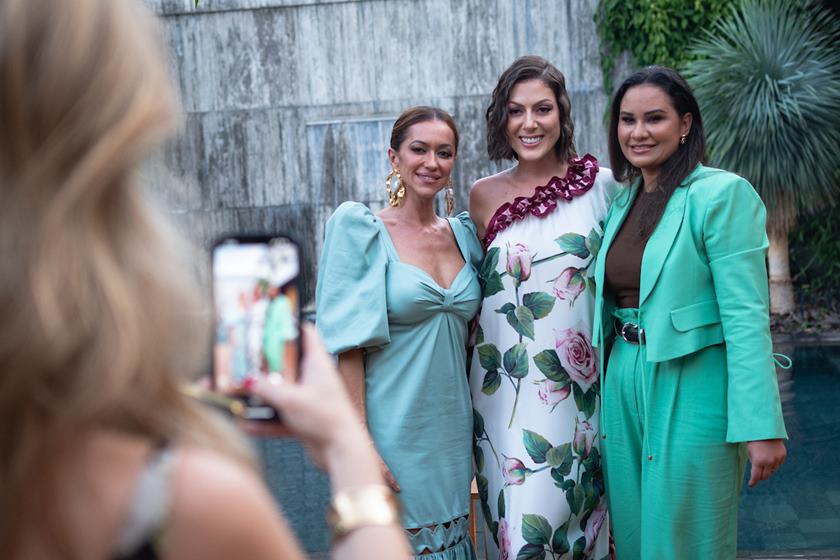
212, 236, 300, 396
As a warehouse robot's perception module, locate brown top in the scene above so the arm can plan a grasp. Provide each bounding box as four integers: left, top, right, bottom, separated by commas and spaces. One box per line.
604, 189, 655, 309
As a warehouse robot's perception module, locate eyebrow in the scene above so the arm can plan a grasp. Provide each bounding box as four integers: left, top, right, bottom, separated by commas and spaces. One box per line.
508, 98, 554, 106
409, 140, 454, 149
620, 108, 667, 116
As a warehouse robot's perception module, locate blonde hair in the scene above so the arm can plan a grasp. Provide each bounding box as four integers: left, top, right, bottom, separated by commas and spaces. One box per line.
0, 0, 251, 555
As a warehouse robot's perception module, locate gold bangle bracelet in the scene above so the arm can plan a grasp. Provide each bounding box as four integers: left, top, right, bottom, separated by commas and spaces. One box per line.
326, 484, 401, 542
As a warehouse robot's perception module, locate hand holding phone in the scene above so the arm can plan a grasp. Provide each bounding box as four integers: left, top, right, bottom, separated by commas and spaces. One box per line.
211, 235, 301, 420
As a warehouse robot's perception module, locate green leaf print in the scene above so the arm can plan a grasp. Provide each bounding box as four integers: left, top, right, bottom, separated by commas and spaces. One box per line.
498, 488, 506, 519
474, 444, 485, 472
482, 500, 495, 536
533, 349, 571, 383
479, 247, 500, 279
473, 409, 485, 439
516, 543, 547, 560
546, 442, 573, 476
522, 291, 555, 319
522, 429, 553, 464
582, 446, 601, 475
495, 302, 516, 314
572, 535, 587, 560
587, 276, 596, 297
585, 227, 602, 260
477, 343, 502, 371
503, 343, 529, 379
506, 305, 535, 340
476, 324, 484, 346
484, 271, 505, 297
479, 248, 505, 297
568, 482, 585, 515
573, 383, 597, 419
555, 233, 590, 259
522, 513, 552, 546
551, 521, 571, 555
476, 473, 489, 502
482, 369, 502, 395
556, 478, 575, 492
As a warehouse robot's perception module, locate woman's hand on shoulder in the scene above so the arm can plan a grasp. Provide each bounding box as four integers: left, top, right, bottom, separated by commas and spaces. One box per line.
746, 438, 787, 487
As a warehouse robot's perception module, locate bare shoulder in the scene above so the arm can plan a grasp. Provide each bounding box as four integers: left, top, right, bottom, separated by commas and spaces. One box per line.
165, 447, 304, 560
470, 170, 511, 238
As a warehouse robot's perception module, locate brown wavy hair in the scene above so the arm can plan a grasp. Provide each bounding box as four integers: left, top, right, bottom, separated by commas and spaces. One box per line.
485, 56, 576, 162
0, 0, 251, 556
390, 106, 460, 153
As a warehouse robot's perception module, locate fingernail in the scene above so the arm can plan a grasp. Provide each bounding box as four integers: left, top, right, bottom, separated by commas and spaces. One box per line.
242, 376, 256, 390
268, 372, 284, 386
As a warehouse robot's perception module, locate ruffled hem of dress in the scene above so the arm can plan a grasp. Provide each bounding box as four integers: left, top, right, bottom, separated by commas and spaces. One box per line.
482, 153, 599, 247
412, 536, 476, 560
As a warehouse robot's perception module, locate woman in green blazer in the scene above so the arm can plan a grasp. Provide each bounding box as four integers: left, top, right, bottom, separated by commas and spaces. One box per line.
592, 66, 787, 559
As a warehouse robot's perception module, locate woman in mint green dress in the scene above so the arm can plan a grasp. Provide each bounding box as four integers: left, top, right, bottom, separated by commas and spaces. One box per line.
316, 107, 481, 559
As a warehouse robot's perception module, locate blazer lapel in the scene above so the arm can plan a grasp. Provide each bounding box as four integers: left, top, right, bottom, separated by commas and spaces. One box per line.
593, 183, 637, 346
638, 185, 689, 306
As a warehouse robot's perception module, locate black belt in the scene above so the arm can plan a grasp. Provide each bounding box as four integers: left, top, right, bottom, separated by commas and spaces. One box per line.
614, 318, 645, 344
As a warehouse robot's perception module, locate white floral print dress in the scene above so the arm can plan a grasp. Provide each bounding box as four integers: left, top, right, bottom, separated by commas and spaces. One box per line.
469, 155, 617, 560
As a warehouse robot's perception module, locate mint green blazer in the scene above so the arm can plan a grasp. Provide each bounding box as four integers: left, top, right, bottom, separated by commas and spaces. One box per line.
592, 164, 787, 443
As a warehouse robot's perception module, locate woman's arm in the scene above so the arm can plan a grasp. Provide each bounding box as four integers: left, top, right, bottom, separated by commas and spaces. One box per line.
338, 350, 400, 492
702, 176, 787, 483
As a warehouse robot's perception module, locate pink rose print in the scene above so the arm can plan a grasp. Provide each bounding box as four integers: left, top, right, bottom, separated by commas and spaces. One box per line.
585, 499, 608, 553
555, 328, 597, 392
506, 243, 532, 285
572, 417, 595, 459
498, 517, 512, 560
537, 379, 571, 407
552, 266, 586, 303
502, 457, 528, 486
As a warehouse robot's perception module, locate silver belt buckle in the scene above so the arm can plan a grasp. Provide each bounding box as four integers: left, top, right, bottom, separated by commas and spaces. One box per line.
620, 322, 644, 344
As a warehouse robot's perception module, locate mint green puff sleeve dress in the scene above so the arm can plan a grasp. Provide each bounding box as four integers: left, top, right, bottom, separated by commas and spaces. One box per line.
316, 202, 482, 559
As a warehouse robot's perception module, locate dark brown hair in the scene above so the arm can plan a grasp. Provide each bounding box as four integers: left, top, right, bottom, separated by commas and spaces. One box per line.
390, 106, 459, 153
485, 55, 576, 162
608, 66, 707, 238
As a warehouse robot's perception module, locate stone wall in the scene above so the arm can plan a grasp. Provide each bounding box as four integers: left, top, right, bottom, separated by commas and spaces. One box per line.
145, 0, 609, 303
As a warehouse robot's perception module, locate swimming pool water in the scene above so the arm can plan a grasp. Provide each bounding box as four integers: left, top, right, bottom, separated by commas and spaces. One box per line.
738, 345, 840, 552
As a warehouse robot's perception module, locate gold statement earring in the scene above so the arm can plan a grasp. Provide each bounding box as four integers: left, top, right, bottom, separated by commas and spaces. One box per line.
385, 169, 405, 207
445, 178, 455, 216
680, 134, 687, 145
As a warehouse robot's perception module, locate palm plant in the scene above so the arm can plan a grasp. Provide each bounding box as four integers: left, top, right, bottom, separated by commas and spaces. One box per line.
684, 0, 840, 314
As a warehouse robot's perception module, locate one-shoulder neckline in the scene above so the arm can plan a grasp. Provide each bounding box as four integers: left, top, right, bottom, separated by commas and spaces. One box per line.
372, 215, 470, 291
482, 154, 599, 247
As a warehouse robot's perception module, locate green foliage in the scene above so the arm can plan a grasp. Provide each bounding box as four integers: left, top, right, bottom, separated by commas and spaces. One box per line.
790, 205, 840, 301
595, 0, 737, 94
684, 0, 840, 235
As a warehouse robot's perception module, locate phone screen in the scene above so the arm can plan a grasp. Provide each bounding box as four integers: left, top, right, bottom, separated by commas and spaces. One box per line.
212, 236, 300, 402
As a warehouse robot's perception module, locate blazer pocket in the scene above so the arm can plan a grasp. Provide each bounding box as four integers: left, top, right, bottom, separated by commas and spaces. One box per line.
670, 299, 721, 332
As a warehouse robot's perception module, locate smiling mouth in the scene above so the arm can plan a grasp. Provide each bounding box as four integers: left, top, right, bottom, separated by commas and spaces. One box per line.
416, 173, 441, 183
630, 145, 654, 153
519, 135, 544, 146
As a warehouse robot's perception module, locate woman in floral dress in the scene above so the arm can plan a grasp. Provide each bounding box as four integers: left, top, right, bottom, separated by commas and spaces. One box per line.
468, 56, 617, 560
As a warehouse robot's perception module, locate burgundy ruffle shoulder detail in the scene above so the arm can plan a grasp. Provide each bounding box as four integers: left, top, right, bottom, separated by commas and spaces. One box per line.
482, 154, 599, 247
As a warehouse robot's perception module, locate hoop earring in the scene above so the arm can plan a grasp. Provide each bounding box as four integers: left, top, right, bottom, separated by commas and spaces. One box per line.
385, 169, 405, 207
444, 178, 455, 216
680, 134, 687, 145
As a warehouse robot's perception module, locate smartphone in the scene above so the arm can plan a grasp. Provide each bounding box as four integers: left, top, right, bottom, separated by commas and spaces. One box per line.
211, 234, 301, 420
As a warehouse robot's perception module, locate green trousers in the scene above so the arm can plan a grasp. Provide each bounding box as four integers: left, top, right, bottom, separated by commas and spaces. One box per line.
603, 308, 747, 560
